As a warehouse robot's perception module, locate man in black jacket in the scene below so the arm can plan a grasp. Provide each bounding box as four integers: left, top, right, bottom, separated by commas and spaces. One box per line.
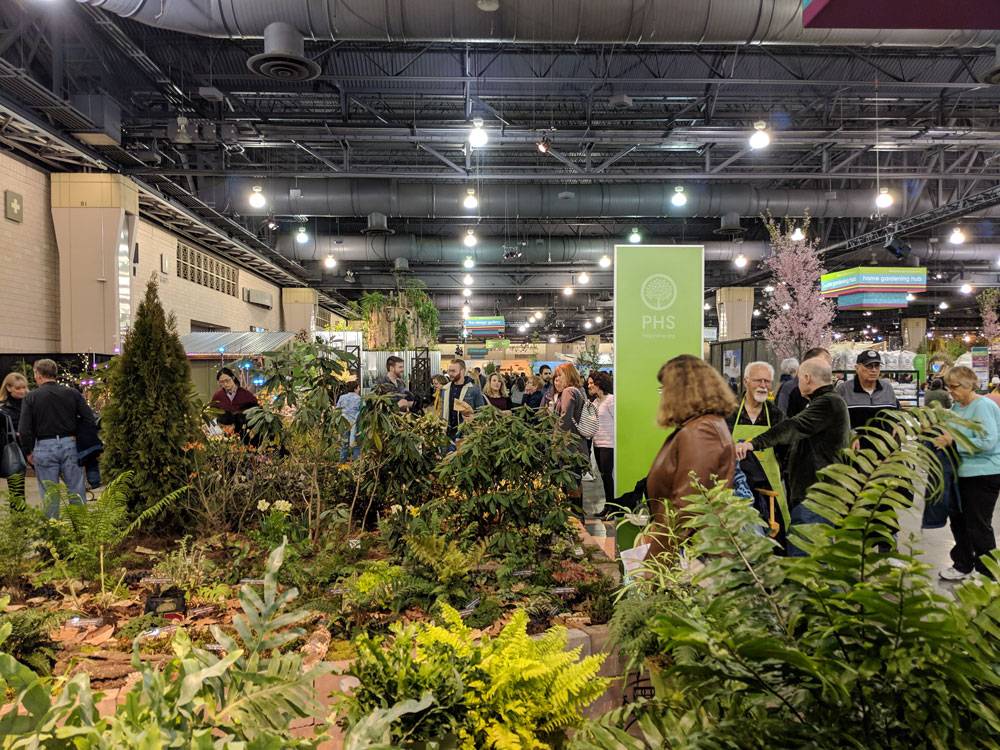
19, 359, 96, 517
735, 357, 850, 555
775, 346, 832, 418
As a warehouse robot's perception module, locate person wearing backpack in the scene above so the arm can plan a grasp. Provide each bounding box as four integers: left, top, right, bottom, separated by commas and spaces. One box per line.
551, 363, 598, 515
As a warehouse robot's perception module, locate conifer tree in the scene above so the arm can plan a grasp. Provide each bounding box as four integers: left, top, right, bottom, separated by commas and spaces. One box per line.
101, 277, 198, 512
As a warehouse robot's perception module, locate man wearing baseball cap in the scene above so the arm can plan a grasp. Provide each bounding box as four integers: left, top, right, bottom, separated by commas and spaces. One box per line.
835, 350, 899, 433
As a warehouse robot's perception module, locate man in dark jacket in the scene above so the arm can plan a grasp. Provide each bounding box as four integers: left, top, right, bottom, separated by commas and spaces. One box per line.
19, 359, 96, 517
776, 346, 832, 418
835, 349, 899, 433
735, 357, 850, 555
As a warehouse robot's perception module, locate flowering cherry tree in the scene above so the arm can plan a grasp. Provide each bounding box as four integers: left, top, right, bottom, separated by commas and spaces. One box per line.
761, 214, 835, 360
978, 288, 1000, 359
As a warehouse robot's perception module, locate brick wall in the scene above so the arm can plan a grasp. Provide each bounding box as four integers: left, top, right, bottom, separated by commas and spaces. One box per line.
134, 220, 283, 334
0, 152, 60, 352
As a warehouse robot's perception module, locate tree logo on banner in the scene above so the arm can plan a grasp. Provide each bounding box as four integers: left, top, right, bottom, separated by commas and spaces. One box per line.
640, 274, 677, 311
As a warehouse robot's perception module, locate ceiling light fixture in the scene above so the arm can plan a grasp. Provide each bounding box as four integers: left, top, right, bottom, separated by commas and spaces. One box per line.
960, 282, 973, 294
463, 229, 478, 248
462, 287, 473, 298
734, 253, 748, 269
548, 335, 557, 344
323, 254, 337, 269
949, 227, 966, 245
468, 117, 488, 148
782, 302, 791, 310
562, 286, 574, 297
518, 324, 527, 333
594, 315, 603, 324
463, 188, 479, 210
748, 121, 770, 150
463, 256, 475, 269
463, 273, 474, 285
753, 309, 761, 317
939, 301, 950, 310
703, 302, 711, 311
875, 186, 894, 209
295, 226, 309, 244
578, 271, 590, 285
599, 255, 612, 268
266, 218, 279, 231
906, 293, 916, 302
462, 304, 471, 316
671, 186, 687, 207
583, 321, 592, 330
628, 227, 641, 244
536, 137, 550, 154
790, 226, 805, 242
764, 284, 775, 293
248, 185, 266, 209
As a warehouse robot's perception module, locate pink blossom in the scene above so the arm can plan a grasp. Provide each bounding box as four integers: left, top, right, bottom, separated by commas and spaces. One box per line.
761, 215, 835, 360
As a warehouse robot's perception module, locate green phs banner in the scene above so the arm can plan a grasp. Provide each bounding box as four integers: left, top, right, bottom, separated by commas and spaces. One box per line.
614, 245, 705, 498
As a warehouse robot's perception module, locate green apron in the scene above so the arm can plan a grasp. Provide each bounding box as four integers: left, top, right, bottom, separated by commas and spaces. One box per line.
732, 399, 790, 531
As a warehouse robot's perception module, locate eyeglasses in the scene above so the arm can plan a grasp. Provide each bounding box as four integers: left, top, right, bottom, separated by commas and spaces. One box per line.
747, 377, 772, 386
861, 363, 882, 370
944, 382, 965, 391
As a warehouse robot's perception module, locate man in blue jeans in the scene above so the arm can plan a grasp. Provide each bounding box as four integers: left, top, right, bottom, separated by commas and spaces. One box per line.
18, 359, 96, 518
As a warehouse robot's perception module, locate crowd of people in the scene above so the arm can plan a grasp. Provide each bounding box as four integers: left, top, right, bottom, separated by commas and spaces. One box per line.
5, 347, 1000, 581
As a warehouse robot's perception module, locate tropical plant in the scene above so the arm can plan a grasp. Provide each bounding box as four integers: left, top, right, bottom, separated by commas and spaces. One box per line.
435, 407, 587, 555
340, 604, 609, 749
100, 277, 200, 515
578, 406, 1000, 749
351, 396, 449, 531
246, 338, 355, 542
405, 532, 485, 604
0, 543, 333, 748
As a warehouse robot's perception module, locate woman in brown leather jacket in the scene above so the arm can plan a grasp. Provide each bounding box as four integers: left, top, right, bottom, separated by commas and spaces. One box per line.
646, 354, 737, 557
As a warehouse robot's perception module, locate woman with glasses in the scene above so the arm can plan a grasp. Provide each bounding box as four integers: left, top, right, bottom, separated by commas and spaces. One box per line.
935, 366, 1000, 581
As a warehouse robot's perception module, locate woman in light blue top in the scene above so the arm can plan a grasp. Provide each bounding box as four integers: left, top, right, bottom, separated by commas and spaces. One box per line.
935, 366, 1000, 581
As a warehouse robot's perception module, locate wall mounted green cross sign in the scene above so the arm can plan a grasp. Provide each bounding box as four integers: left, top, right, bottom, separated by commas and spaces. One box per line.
5, 190, 22, 223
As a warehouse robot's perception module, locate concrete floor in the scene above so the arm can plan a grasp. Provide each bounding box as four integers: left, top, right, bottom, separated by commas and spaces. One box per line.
8, 466, 997, 592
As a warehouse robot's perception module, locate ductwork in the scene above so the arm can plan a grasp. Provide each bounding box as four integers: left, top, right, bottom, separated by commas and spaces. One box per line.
77, 0, 1000, 47
279, 235, 767, 264
280, 234, 1000, 266
210, 179, 990, 220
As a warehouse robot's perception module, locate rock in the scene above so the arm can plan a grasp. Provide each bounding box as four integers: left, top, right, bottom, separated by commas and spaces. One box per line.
301, 626, 331, 670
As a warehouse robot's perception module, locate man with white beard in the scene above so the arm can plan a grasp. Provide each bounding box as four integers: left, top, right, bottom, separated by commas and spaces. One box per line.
726, 361, 787, 537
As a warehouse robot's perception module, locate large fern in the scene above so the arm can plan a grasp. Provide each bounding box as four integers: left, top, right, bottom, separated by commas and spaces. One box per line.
583, 406, 1000, 749
341, 603, 609, 748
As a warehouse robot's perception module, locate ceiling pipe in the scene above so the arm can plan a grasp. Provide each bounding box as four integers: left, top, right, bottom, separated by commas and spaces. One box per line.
77, 0, 1000, 47
281, 234, 1000, 266
278, 235, 767, 264
213, 180, 989, 220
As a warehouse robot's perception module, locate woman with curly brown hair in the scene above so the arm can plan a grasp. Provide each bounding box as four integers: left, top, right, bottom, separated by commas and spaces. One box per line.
646, 354, 737, 555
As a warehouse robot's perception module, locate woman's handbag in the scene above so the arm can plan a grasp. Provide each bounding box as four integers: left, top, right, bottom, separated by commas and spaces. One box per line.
572, 395, 600, 438
0, 413, 26, 478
